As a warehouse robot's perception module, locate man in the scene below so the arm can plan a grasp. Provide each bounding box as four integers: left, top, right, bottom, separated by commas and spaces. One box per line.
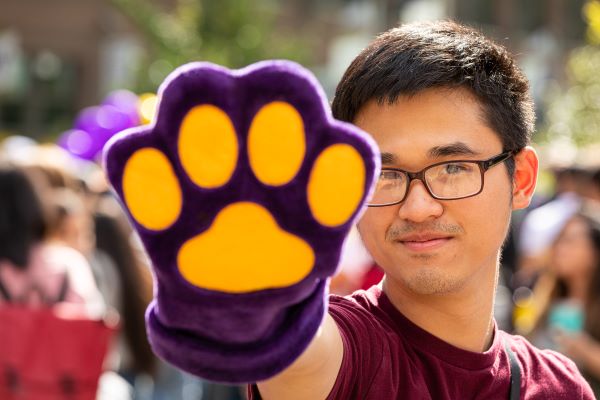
251, 21, 595, 399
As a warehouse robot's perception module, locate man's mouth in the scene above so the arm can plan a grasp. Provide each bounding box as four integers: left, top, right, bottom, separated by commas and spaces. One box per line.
395, 233, 453, 251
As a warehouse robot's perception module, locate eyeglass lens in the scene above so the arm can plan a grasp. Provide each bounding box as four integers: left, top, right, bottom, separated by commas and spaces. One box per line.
370, 161, 483, 206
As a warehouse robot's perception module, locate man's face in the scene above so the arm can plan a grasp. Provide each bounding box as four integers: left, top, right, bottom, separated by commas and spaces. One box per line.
355, 87, 513, 295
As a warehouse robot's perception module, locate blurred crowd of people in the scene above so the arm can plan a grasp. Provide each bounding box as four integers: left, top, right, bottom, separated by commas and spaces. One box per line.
0, 136, 245, 400
1, 133, 599, 398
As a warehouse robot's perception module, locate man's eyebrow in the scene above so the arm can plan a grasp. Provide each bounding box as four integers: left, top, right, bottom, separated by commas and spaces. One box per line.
380, 142, 480, 166
381, 152, 397, 165
427, 142, 481, 158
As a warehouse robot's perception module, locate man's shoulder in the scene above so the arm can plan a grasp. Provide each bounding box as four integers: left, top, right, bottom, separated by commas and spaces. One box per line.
328, 287, 389, 327
329, 285, 384, 306
504, 332, 577, 372
327, 287, 401, 358
502, 332, 595, 398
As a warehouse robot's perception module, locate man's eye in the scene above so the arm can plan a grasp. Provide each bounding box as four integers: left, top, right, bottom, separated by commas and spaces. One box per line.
443, 163, 470, 174
380, 171, 399, 180
377, 171, 404, 188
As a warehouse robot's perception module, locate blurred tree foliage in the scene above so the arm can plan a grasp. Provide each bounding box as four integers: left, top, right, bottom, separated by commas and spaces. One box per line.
540, 0, 600, 146
110, 0, 312, 92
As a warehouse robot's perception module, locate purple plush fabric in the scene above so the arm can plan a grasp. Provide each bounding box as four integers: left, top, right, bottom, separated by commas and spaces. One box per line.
102, 60, 380, 383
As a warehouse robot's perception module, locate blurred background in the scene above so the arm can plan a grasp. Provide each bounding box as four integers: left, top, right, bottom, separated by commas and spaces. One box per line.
0, 0, 598, 145
1, 0, 599, 164
1, 0, 600, 399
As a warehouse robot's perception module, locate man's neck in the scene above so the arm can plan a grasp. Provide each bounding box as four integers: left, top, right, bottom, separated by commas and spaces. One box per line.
382, 261, 498, 353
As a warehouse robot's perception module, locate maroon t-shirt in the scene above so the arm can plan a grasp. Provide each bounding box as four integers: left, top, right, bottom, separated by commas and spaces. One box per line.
249, 286, 595, 399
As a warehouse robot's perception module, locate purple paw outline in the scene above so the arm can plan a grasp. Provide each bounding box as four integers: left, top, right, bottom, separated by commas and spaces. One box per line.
103, 60, 380, 382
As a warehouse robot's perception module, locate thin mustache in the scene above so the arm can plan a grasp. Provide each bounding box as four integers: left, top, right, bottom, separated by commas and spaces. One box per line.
385, 222, 463, 241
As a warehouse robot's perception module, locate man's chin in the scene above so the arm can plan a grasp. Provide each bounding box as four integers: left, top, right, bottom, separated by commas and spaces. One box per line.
399, 269, 467, 296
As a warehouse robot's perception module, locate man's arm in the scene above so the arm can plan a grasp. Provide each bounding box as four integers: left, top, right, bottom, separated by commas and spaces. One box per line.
257, 313, 344, 400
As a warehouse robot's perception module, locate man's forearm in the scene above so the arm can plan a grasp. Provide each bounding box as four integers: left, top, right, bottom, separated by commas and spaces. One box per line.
257, 313, 343, 400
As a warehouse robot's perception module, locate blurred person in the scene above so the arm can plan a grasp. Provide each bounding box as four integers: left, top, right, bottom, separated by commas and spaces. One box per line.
3, 150, 138, 398
556, 167, 590, 195
512, 167, 599, 335
0, 162, 102, 313
0, 161, 113, 399
46, 188, 96, 257
529, 208, 600, 395
517, 167, 588, 282
0, 135, 38, 165
25, 162, 80, 192
4, 143, 92, 192
34, 162, 154, 399
92, 195, 158, 392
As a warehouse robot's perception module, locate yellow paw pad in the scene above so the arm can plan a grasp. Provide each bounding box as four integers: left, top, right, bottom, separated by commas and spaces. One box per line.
178, 105, 239, 188
308, 144, 366, 227
122, 148, 183, 230
248, 101, 306, 186
177, 202, 315, 293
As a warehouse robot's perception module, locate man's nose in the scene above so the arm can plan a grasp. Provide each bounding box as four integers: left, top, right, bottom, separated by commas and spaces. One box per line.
396, 180, 444, 223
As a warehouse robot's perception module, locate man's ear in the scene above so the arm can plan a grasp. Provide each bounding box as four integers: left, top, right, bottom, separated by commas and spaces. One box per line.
512, 146, 538, 210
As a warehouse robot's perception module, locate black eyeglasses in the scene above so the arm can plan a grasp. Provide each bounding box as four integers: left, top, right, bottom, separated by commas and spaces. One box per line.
367, 150, 517, 207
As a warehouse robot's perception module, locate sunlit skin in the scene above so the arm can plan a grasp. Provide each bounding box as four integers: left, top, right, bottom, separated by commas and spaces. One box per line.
258, 87, 538, 399
355, 87, 537, 352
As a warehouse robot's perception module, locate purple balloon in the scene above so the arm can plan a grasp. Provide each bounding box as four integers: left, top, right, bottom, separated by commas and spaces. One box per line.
73, 106, 102, 134
96, 105, 133, 135
66, 104, 137, 161
102, 90, 140, 126
58, 129, 95, 160
60, 91, 141, 161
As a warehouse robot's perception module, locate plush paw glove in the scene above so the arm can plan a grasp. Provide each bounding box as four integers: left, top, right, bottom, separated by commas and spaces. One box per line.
103, 60, 379, 383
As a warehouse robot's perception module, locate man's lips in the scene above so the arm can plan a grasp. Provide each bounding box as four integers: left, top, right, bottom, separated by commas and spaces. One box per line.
394, 233, 454, 251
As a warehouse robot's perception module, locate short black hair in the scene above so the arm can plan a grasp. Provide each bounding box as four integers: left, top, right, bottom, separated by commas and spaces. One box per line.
332, 20, 535, 176
0, 163, 47, 269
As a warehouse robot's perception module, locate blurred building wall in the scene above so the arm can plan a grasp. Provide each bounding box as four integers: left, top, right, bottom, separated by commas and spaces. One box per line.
0, 0, 150, 138
0, 0, 590, 140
